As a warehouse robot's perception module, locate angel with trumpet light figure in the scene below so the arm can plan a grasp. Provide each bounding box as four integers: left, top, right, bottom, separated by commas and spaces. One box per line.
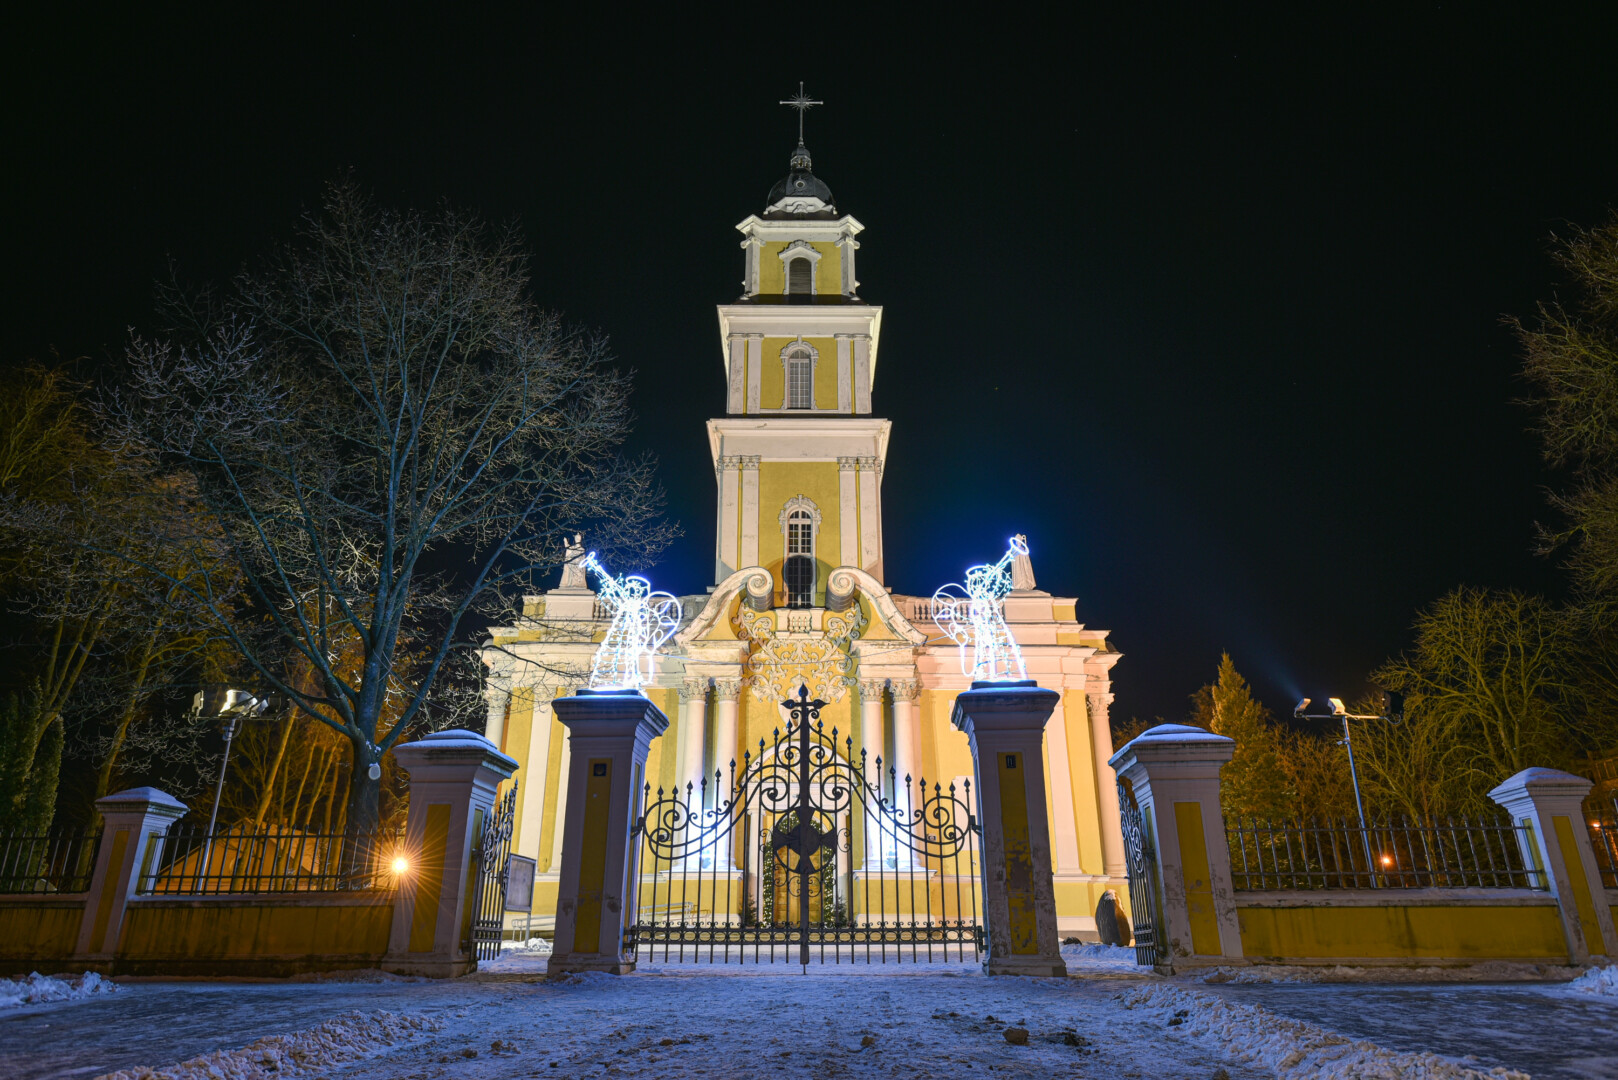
582, 552, 681, 691
932, 535, 1031, 683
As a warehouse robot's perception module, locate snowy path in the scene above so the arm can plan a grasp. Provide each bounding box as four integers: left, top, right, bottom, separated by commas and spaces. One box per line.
1194, 980, 1618, 1080
0, 955, 1585, 1080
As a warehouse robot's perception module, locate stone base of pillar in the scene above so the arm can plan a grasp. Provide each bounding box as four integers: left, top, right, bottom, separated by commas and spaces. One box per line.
985, 955, 1069, 977
545, 953, 636, 976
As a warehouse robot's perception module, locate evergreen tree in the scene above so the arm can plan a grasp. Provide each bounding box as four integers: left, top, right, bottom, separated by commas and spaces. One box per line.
0, 692, 59, 832
1192, 654, 1290, 820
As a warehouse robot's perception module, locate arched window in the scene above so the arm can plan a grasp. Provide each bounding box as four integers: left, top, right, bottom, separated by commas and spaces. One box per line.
787, 257, 813, 295
779, 496, 821, 608
785, 348, 813, 409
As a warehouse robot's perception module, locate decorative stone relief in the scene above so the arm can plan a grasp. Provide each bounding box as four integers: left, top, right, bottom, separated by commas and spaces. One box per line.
735, 604, 863, 702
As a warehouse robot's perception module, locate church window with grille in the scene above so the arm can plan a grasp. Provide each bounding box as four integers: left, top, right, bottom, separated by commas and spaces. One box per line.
783, 504, 817, 607
787, 256, 813, 295
785, 349, 813, 409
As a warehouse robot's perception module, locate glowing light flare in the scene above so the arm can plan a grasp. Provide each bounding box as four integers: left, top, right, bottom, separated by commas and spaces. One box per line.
932, 536, 1030, 683
392, 856, 410, 875
1380, 855, 1393, 867
583, 552, 681, 692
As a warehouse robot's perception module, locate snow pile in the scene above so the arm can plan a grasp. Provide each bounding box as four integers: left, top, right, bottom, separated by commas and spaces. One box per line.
0, 971, 119, 1008
1061, 943, 1147, 973
1119, 982, 1529, 1079
1201, 961, 1575, 984
1561, 964, 1618, 997
505, 935, 552, 955
98, 1009, 442, 1080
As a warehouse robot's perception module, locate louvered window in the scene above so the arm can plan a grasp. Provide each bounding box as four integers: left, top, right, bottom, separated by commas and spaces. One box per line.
788, 257, 813, 295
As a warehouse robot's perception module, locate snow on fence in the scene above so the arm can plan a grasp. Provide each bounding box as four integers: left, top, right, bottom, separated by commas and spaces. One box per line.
138, 823, 405, 894
0, 829, 100, 894
1225, 815, 1545, 891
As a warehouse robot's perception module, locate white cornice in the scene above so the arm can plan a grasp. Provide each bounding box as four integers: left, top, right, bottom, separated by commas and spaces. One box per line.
735, 214, 866, 239
707, 417, 891, 465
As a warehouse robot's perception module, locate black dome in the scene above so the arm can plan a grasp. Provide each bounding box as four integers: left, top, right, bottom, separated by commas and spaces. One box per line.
765, 143, 835, 211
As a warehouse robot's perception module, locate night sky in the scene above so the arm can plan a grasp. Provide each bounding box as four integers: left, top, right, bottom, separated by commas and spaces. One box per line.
8, 9, 1618, 724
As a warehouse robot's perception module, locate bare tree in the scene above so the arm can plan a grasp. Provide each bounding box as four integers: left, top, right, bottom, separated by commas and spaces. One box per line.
107, 182, 675, 830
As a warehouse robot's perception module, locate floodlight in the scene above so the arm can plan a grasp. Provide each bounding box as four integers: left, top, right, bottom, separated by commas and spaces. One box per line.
1380, 690, 1405, 720
1293, 698, 1312, 718
1327, 697, 1347, 716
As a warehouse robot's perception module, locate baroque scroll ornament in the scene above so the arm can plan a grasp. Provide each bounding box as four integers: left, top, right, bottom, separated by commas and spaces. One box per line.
736, 605, 863, 702
583, 552, 681, 691
932, 535, 1030, 682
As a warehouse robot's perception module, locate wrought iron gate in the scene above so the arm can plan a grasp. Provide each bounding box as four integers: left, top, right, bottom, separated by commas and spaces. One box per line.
468, 781, 517, 963
631, 686, 983, 965
1117, 779, 1161, 967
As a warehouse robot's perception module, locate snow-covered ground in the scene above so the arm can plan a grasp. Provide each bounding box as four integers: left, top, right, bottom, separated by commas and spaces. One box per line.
5, 958, 1610, 1079
1560, 964, 1618, 998
0, 972, 119, 1009
1197, 960, 1582, 984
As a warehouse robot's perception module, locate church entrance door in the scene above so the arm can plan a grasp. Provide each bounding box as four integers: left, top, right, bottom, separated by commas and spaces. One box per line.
630, 686, 984, 967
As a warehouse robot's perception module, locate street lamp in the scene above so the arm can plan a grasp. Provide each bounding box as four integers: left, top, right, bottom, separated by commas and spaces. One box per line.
191, 685, 282, 839
1294, 690, 1403, 883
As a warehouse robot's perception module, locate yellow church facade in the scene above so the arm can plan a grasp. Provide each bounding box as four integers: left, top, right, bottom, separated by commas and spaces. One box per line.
482, 129, 1127, 936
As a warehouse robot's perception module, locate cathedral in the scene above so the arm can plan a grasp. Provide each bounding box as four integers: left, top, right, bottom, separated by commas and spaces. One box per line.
481, 105, 1127, 939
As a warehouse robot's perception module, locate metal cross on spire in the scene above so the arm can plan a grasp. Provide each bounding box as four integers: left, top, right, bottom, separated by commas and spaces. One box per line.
779, 82, 823, 146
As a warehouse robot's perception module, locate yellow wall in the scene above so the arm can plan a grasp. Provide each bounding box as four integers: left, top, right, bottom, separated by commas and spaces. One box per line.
757, 460, 842, 604
758, 242, 841, 296
759, 336, 840, 411
119, 897, 393, 964
1237, 902, 1568, 961
0, 900, 82, 962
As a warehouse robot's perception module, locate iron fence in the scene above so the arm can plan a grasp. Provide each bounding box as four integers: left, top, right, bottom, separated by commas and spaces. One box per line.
1227, 815, 1545, 890
138, 823, 405, 894
0, 829, 100, 894
1591, 802, 1618, 889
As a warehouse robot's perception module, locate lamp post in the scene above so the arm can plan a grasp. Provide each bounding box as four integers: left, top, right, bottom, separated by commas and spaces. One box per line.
191, 686, 282, 884
1294, 691, 1402, 884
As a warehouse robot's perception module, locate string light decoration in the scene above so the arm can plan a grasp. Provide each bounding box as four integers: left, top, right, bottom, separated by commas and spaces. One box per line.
582, 552, 681, 691
932, 536, 1030, 682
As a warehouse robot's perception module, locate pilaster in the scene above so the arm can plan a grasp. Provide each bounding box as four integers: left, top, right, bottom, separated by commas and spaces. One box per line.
1489, 767, 1617, 962
546, 689, 670, 975
745, 334, 763, 413
853, 335, 872, 413
857, 456, 881, 581
716, 456, 740, 580
384, 730, 518, 977
952, 681, 1067, 976
1108, 724, 1243, 973
739, 456, 761, 569
835, 335, 852, 413
1088, 691, 1127, 878
75, 787, 188, 965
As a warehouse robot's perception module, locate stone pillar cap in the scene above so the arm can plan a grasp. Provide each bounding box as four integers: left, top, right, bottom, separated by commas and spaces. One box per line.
1109, 724, 1234, 770
1488, 766, 1594, 802
392, 729, 518, 773
96, 786, 188, 814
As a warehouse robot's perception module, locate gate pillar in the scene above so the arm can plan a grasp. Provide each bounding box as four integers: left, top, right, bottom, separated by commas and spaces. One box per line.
952, 681, 1067, 976
75, 787, 188, 966
1108, 724, 1244, 973
383, 730, 517, 978
1489, 767, 1616, 963
547, 688, 669, 975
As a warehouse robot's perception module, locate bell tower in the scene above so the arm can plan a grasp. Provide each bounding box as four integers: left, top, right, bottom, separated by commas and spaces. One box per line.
709, 89, 889, 601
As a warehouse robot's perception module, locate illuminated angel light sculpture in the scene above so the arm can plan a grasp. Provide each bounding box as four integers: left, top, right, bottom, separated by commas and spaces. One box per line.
582, 552, 681, 691
932, 535, 1030, 683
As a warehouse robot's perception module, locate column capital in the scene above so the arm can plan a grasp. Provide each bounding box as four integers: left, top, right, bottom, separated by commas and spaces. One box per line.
739, 455, 761, 471
837, 456, 859, 471
679, 676, 710, 701
713, 677, 744, 701
857, 678, 888, 699
891, 678, 921, 703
